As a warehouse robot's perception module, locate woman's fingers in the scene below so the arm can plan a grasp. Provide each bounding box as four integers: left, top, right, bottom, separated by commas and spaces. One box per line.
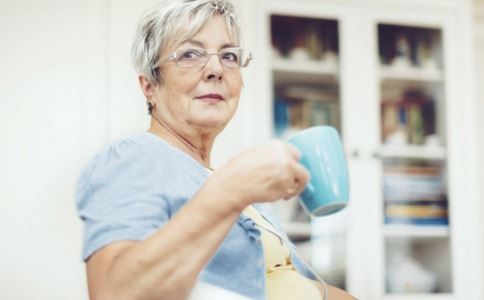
219, 141, 310, 204
282, 161, 310, 200
285, 143, 301, 161
291, 161, 310, 193
285, 143, 308, 194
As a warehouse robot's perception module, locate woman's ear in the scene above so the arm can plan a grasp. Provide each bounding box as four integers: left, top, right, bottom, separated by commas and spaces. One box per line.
138, 75, 156, 98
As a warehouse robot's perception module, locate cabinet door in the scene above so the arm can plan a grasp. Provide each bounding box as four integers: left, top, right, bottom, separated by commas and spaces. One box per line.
377, 22, 452, 296
242, 1, 481, 299
365, 6, 480, 299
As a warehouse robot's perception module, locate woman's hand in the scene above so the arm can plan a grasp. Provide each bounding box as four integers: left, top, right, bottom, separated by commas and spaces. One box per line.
209, 141, 310, 210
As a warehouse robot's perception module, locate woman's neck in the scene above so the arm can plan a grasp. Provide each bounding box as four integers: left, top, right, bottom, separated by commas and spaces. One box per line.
148, 117, 215, 169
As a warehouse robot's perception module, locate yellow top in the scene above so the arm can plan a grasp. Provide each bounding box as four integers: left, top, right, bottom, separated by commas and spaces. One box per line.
242, 205, 321, 300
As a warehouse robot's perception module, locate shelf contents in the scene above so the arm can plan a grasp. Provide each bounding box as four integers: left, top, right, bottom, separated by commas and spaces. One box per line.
271, 15, 339, 66
378, 24, 442, 73
386, 239, 437, 293
383, 163, 448, 227
381, 90, 437, 146
274, 86, 340, 137
385, 238, 453, 294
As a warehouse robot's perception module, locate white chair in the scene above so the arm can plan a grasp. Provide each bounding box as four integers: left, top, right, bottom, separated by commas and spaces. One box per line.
189, 281, 252, 300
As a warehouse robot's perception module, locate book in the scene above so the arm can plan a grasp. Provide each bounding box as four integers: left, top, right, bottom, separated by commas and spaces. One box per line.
385, 203, 447, 218
385, 216, 448, 226
384, 165, 442, 176
384, 191, 447, 203
274, 99, 290, 136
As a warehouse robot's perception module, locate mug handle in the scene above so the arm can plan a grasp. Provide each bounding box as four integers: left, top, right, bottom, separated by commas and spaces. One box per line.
304, 182, 315, 196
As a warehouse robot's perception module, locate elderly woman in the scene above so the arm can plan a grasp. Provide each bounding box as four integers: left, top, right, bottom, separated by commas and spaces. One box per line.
76, 1, 356, 299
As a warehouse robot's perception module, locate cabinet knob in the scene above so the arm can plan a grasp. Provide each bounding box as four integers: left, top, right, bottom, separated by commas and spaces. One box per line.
350, 150, 359, 158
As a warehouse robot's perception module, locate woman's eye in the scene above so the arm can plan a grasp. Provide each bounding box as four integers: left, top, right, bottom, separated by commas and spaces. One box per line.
180, 50, 202, 60
221, 52, 239, 62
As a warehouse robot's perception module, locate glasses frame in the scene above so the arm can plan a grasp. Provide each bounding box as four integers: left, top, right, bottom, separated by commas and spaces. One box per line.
155, 47, 253, 70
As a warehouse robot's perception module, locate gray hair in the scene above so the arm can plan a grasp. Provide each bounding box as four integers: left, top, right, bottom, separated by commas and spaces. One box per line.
131, 0, 241, 87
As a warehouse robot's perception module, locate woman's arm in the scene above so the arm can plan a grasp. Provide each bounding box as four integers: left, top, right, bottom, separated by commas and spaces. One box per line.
86, 179, 244, 300
312, 281, 358, 300
86, 142, 309, 300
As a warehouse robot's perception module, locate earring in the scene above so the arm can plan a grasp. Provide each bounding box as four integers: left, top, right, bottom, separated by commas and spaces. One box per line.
146, 100, 155, 115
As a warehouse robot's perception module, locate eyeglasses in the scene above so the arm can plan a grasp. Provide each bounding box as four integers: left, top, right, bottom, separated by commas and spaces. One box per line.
156, 47, 253, 69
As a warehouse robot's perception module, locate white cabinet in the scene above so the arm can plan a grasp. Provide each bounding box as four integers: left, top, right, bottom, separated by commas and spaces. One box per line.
237, 0, 482, 299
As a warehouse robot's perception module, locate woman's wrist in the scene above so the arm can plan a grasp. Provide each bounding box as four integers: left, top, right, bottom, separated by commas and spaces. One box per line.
201, 175, 248, 215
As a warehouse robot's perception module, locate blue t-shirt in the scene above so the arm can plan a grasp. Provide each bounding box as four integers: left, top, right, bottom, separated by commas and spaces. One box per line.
75, 132, 319, 300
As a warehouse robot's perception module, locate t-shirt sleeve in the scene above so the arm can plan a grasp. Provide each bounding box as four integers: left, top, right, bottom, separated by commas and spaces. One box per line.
75, 139, 170, 261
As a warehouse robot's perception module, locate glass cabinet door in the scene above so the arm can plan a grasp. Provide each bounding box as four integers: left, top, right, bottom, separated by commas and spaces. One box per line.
268, 14, 348, 289
377, 23, 452, 295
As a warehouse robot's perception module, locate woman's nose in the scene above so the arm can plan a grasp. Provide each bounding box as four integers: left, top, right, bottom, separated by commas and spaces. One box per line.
203, 54, 224, 81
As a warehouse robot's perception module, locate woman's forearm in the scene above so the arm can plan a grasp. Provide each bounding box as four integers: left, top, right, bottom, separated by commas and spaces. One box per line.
312, 280, 357, 300
102, 180, 245, 300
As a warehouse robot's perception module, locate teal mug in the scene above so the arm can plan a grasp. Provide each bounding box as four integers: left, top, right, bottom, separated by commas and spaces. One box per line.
288, 126, 349, 217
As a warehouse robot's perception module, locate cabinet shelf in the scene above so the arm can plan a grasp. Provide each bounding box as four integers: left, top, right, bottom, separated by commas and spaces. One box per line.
379, 145, 446, 160
382, 294, 454, 300
384, 225, 449, 238
272, 57, 339, 85
380, 66, 444, 83
282, 221, 312, 239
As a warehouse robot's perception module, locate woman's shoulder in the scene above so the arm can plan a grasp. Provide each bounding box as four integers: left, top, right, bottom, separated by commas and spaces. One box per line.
77, 132, 207, 192
103, 131, 164, 157
81, 133, 157, 172
75, 132, 209, 220
77, 133, 168, 189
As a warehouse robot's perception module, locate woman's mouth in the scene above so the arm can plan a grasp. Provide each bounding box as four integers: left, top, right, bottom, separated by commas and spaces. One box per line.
195, 93, 225, 103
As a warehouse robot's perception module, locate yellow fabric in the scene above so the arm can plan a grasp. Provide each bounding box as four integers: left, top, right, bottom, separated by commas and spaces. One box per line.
242, 205, 321, 300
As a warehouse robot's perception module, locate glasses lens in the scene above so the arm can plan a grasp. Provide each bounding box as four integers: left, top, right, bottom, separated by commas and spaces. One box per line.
220, 48, 251, 68
173, 47, 252, 68
176, 48, 206, 68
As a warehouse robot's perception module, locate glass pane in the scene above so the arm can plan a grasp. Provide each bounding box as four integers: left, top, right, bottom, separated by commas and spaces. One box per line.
269, 14, 348, 289
271, 15, 341, 138
378, 23, 452, 294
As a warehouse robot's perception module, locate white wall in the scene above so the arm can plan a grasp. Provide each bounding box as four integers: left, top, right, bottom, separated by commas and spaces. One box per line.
475, 4, 484, 170
0, 0, 90, 299
474, 0, 484, 286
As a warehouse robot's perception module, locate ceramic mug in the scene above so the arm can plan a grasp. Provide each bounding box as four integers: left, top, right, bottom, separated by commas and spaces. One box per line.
288, 126, 349, 217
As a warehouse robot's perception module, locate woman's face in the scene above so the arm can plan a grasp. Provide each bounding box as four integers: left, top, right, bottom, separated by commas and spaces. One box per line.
152, 15, 243, 135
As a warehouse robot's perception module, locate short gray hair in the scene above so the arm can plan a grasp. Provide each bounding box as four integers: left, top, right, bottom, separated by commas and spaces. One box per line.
131, 0, 241, 86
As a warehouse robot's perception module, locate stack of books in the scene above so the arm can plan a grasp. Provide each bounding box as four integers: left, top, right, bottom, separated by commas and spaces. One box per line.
273, 86, 340, 137
383, 165, 448, 226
